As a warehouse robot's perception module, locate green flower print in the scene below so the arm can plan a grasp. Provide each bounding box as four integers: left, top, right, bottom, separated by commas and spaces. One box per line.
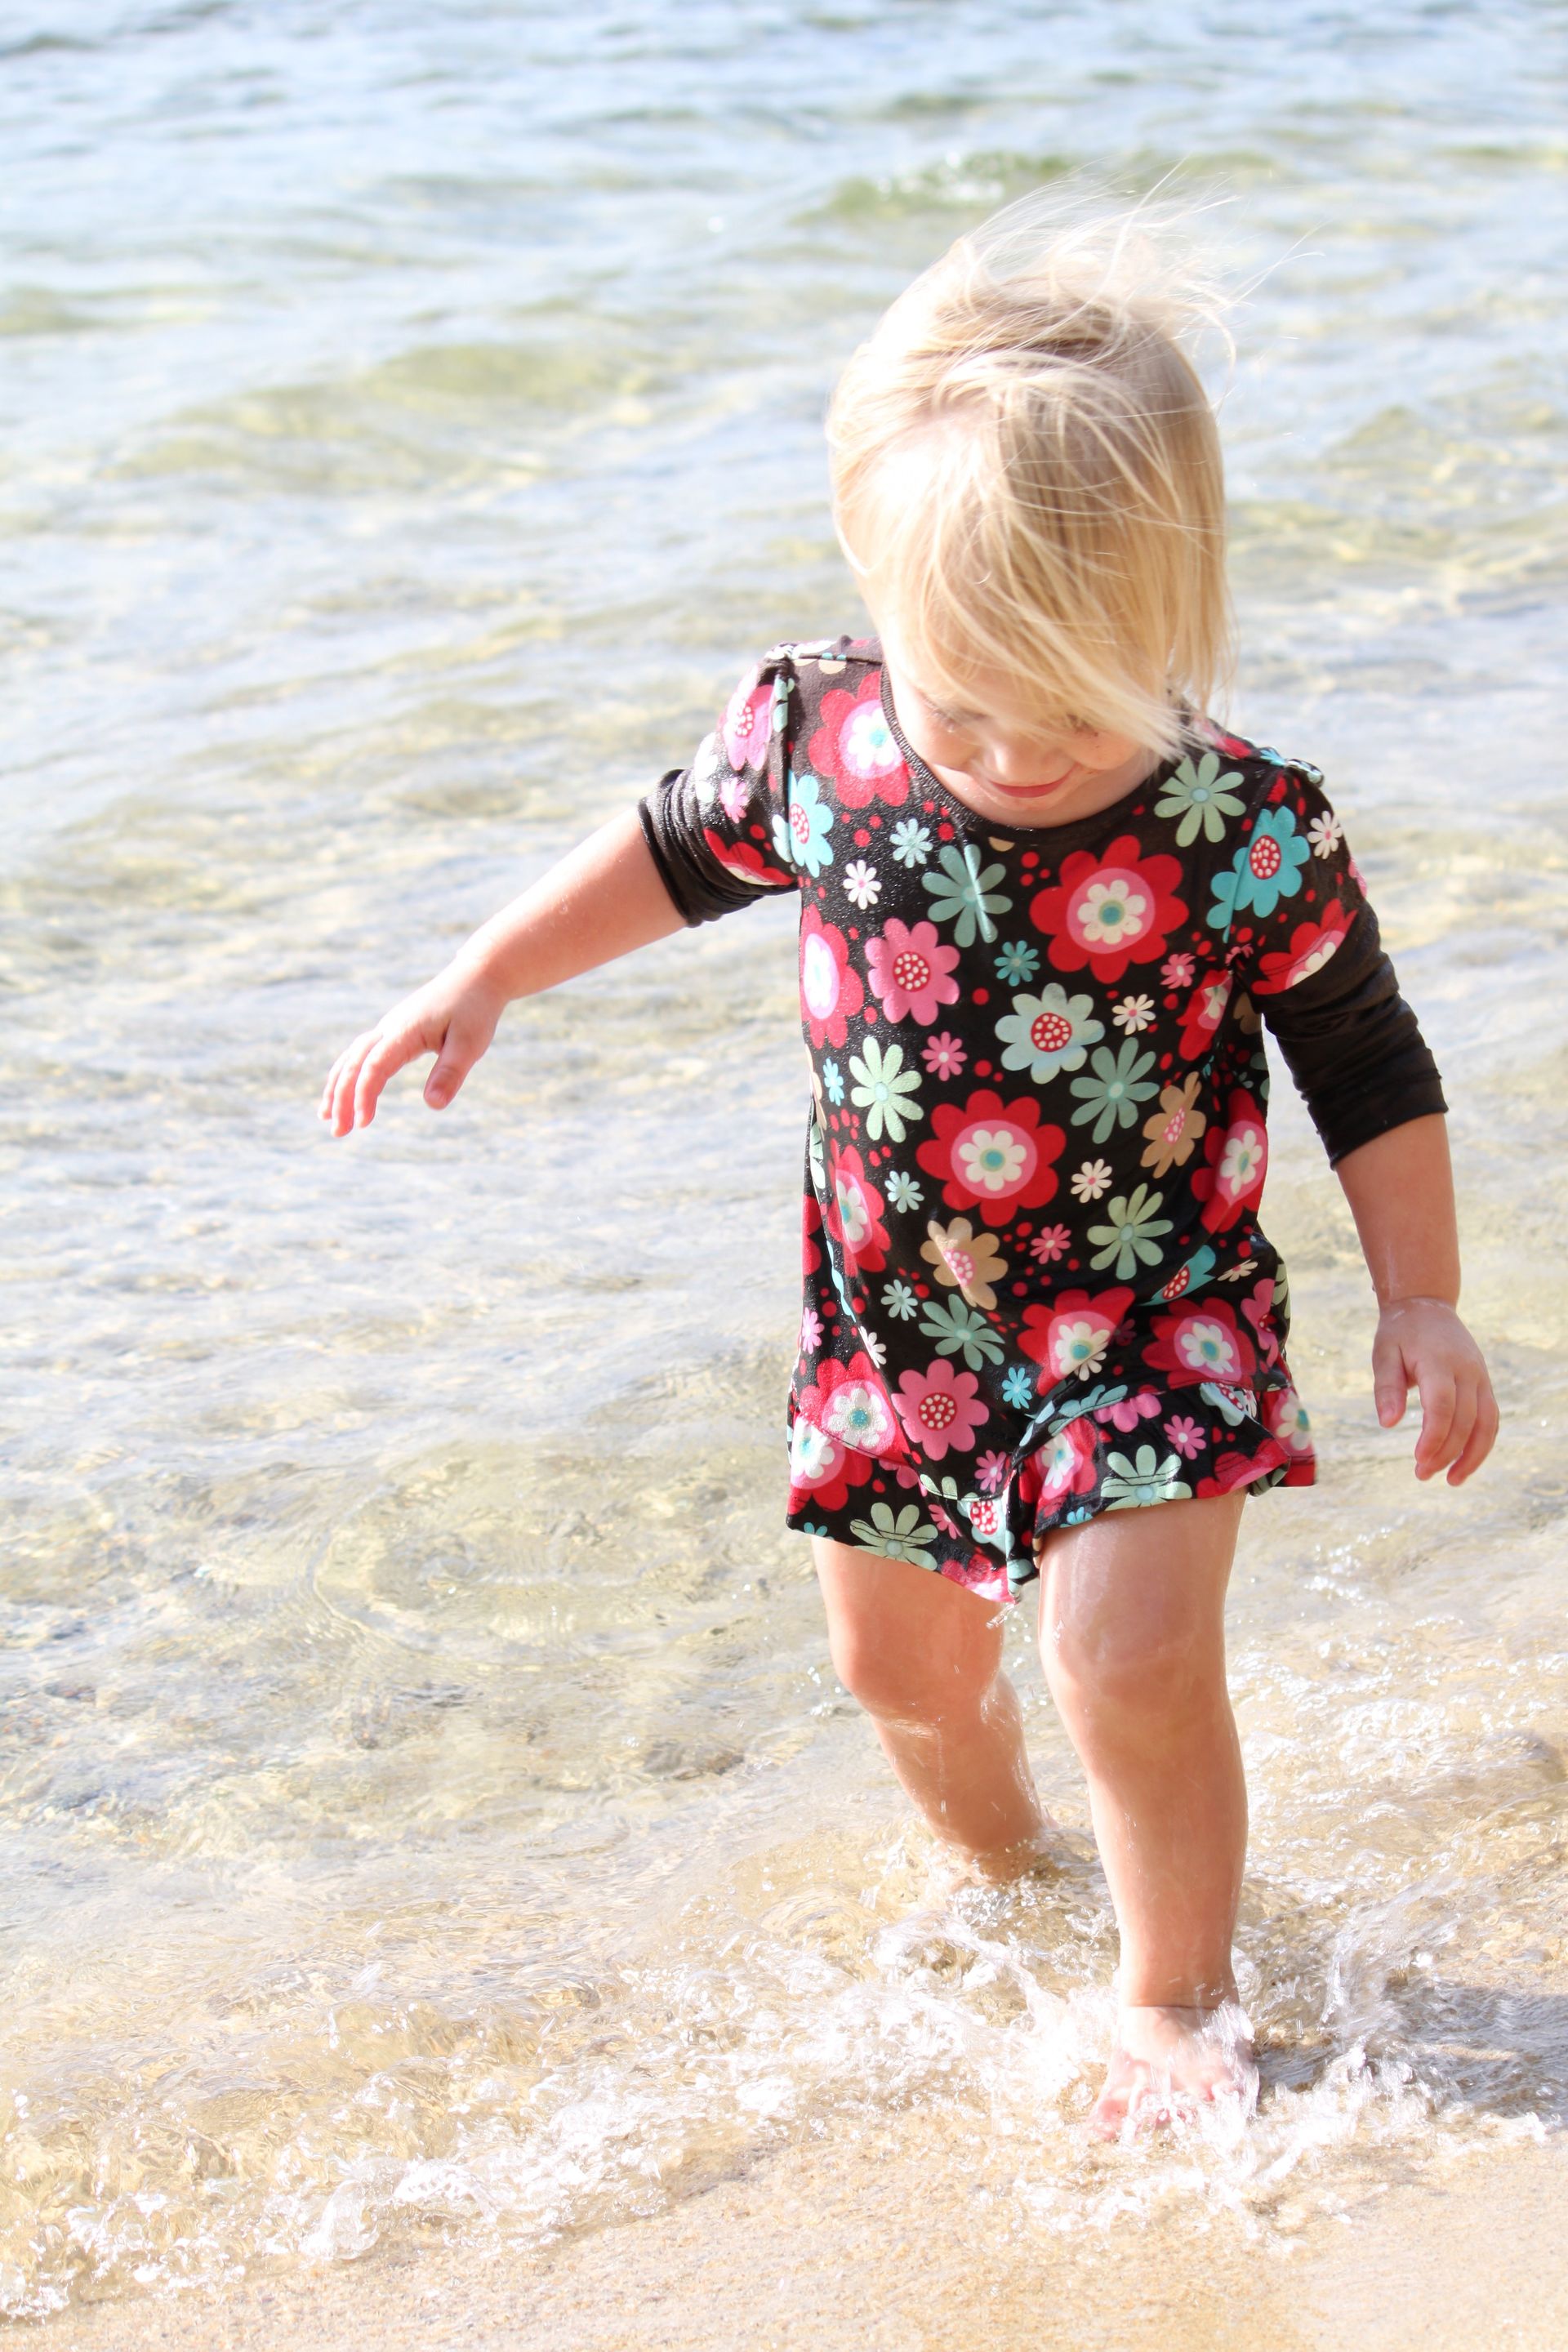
921, 842, 1012, 947
996, 982, 1105, 1084
771, 769, 835, 878
1208, 805, 1311, 929
1086, 1183, 1174, 1279
919, 1295, 1006, 1370
886, 1169, 924, 1214
1200, 1379, 1258, 1427
1102, 1447, 1193, 1510
881, 1278, 918, 1320
889, 817, 932, 868
849, 1500, 941, 1567
848, 1038, 923, 1143
1053, 1382, 1128, 1427
1068, 1039, 1160, 1143
994, 939, 1040, 984
1155, 750, 1247, 846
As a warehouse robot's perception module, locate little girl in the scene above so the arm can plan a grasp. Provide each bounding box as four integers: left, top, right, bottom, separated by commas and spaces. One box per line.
319, 197, 1498, 2137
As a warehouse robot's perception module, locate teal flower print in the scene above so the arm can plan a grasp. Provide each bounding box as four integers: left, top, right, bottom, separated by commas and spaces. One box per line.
889, 817, 932, 868
1086, 1183, 1174, 1279
996, 983, 1104, 1084
995, 938, 1040, 984
1102, 1447, 1192, 1510
1068, 1039, 1160, 1143
771, 769, 835, 877
919, 1296, 1007, 1370
822, 1058, 844, 1105
922, 842, 1012, 946
849, 1500, 940, 1568
886, 1169, 924, 1214
848, 1038, 923, 1143
881, 1278, 918, 1321
1155, 751, 1247, 846
1001, 1364, 1034, 1410
1208, 806, 1311, 929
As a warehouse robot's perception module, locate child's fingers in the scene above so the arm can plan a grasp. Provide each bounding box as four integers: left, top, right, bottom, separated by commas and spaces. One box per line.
1370, 1328, 1411, 1427
1447, 1382, 1499, 1485
1423, 1376, 1478, 1481
350, 1031, 420, 1131
425, 1016, 488, 1108
1412, 1371, 1459, 1481
324, 1032, 382, 1136
318, 1038, 367, 1121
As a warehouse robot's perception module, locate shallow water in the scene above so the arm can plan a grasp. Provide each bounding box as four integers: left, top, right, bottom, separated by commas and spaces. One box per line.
2, 0, 1566, 2325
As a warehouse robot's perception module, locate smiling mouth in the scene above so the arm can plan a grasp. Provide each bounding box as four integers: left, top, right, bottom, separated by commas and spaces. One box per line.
982, 769, 1080, 795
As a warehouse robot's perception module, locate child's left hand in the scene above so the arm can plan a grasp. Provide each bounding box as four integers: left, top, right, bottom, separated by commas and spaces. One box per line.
1370, 1297, 1498, 1485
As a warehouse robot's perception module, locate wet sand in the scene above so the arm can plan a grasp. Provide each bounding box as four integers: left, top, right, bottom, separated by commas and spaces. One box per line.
27, 2125, 1566, 2351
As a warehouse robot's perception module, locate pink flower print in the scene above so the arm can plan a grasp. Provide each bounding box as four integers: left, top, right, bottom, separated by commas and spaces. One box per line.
865, 918, 960, 1025
1094, 1388, 1163, 1435
975, 1448, 1010, 1494
922, 1031, 967, 1080
800, 1305, 822, 1353
1030, 1223, 1071, 1266
1161, 951, 1196, 989
721, 671, 772, 772
1164, 1414, 1207, 1459
892, 1358, 989, 1463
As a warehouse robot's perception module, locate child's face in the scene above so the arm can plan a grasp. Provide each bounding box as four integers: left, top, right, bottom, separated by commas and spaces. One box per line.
879, 623, 1160, 830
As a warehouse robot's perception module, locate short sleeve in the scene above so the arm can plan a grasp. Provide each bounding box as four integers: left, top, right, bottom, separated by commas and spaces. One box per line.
1212, 757, 1446, 1165
638, 648, 801, 926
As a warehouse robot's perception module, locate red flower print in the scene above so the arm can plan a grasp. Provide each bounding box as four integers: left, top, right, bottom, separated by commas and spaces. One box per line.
721, 671, 772, 771
1192, 1089, 1268, 1234
1030, 835, 1187, 985
1018, 1417, 1098, 1512
801, 1351, 902, 1459
799, 904, 865, 1049
801, 1191, 823, 1278
1240, 1276, 1281, 1368
915, 1087, 1066, 1229
865, 917, 961, 1025
706, 829, 792, 892
891, 1356, 989, 1462
1177, 967, 1233, 1059
966, 1492, 1005, 1542
807, 677, 909, 809
822, 1144, 891, 1274
1018, 1285, 1135, 1385
1143, 1299, 1257, 1388
787, 1406, 876, 1514
1251, 899, 1356, 995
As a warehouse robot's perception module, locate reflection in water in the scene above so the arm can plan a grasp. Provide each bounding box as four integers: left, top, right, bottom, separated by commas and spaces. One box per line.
1, 0, 1565, 2327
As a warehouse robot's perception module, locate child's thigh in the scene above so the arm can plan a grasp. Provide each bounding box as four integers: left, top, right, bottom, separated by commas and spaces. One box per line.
1033, 1490, 1247, 1693
810, 1535, 1009, 1716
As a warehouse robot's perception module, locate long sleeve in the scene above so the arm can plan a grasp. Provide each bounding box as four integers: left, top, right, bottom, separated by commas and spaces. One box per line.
1215, 758, 1446, 1165
636, 648, 802, 926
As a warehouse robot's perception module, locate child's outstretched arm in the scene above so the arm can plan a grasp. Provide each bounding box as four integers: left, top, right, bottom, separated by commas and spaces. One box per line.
1332, 1111, 1498, 1486
318, 806, 685, 1137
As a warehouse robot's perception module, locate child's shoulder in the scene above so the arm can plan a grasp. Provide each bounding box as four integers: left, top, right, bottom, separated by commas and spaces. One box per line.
1195, 718, 1327, 795
752, 631, 883, 685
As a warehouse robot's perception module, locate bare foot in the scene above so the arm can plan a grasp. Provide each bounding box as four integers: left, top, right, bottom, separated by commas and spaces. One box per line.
1090, 2001, 1257, 2141
925, 1826, 1064, 1896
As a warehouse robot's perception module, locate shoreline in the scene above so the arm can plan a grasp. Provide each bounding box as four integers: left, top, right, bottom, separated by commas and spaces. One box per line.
22, 2127, 1566, 2350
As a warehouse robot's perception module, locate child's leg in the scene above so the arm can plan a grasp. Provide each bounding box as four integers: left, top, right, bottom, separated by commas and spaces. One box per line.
811, 1535, 1051, 1880
1034, 1489, 1254, 2131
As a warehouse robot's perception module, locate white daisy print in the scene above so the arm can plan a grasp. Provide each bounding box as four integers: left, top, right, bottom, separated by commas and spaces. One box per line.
889, 818, 932, 868
1307, 811, 1343, 859
1070, 1158, 1113, 1203
842, 858, 880, 910
1111, 993, 1156, 1034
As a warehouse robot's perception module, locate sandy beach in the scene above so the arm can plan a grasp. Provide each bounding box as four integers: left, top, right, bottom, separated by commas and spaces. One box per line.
24, 2124, 1567, 2351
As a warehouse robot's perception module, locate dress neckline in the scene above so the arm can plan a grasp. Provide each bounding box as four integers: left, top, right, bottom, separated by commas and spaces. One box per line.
871, 653, 1183, 854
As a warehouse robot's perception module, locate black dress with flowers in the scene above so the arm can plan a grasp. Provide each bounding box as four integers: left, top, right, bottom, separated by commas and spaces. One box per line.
639, 635, 1445, 1601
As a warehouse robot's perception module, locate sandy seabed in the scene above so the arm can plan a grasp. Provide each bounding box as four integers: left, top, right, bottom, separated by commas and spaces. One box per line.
21, 2126, 1566, 2352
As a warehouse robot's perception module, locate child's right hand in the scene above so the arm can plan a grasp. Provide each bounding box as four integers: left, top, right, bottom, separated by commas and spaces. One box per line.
318, 963, 505, 1136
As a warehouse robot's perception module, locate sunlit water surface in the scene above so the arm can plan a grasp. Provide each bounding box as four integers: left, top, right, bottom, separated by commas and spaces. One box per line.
2, 0, 1566, 2326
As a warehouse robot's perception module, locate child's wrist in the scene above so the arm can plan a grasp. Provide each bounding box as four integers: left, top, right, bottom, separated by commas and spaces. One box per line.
1378, 1291, 1460, 1315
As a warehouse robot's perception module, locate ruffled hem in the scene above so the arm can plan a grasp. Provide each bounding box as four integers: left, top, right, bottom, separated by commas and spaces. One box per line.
784, 1374, 1315, 1603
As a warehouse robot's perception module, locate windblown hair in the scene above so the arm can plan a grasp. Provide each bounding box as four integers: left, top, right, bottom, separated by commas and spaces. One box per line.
826, 184, 1238, 760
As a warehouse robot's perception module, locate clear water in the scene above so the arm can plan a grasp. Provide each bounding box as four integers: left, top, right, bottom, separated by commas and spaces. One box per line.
2, 0, 1566, 2323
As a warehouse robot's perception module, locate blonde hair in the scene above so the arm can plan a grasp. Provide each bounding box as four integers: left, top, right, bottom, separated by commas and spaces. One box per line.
826, 183, 1238, 760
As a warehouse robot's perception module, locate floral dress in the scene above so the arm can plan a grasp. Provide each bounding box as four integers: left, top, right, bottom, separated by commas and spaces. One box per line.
639, 635, 1445, 1602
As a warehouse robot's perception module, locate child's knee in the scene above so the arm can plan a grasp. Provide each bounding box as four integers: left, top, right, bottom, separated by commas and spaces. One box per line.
826, 1612, 1000, 1731
1042, 1601, 1221, 1724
